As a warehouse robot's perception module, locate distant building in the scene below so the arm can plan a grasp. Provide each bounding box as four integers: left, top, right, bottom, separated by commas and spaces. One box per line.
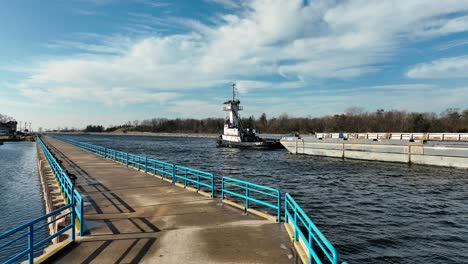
0, 121, 17, 135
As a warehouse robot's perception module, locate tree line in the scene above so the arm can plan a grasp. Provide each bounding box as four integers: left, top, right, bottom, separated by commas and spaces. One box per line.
0, 114, 15, 123
79, 108, 468, 134
84, 125, 105, 132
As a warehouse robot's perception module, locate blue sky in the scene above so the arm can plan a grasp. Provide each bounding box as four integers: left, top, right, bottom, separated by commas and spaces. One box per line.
1, 0, 468, 130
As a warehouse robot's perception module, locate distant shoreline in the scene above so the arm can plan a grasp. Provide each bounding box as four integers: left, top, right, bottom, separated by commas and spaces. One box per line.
49, 131, 219, 139
0, 135, 36, 142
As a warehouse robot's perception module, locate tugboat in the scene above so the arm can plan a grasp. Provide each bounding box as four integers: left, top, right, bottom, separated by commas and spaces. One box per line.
216, 83, 283, 149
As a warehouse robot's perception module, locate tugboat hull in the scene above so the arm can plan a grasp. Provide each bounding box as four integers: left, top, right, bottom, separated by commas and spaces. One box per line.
216, 139, 283, 149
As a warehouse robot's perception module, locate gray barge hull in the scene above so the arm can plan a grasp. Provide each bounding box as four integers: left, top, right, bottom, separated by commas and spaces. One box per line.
280, 137, 468, 169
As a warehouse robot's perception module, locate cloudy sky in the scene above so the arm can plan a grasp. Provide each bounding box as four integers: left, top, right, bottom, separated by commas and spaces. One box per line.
1, 0, 468, 130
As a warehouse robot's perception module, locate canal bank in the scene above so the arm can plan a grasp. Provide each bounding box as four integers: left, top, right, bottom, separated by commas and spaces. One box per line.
281, 137, 468, 169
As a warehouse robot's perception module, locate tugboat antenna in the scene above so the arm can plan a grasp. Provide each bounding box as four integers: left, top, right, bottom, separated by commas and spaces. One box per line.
232, 82, 236, 101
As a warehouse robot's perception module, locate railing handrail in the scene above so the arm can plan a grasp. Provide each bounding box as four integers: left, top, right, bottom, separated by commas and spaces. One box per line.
174, 165, 215, 197
148, 158, 173, 166
0, 204, 72, 240
223, 176, 280, 193
285, 193, 343, 264
176, 165, 215, 177
0, 204, 74, 264
222, 176, 281, 222
37, 136, 84, 236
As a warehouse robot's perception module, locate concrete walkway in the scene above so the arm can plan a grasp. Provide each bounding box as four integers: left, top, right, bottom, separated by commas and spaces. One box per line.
42, 136, 294, 264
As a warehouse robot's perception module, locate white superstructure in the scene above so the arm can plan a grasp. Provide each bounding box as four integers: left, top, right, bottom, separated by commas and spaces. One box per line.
221, 83, 244, 143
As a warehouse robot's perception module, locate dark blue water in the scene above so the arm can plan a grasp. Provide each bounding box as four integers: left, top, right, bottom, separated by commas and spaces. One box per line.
0, 142, 47, 263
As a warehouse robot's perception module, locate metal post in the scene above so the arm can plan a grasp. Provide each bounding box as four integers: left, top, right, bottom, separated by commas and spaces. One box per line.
28, 225, 34, 264
284, 199, 288, 223
71, 179, 76, 241
71, 203, 76, 241
104, 148, 107, 158
245, 183, 249, 210
79, 200, 84, 237
172, 166, 176, 184
126, 153, 128, 167
197, 174, 200, 192
294, 207, 298, 241
184, 168, 187, 188
221, 178, 225, 200
211, 176, 215, 198
277, 191, 281, 223
145, 157, 148, 173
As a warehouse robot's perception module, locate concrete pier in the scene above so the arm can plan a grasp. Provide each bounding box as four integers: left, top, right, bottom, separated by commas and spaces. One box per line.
40, 136, 294, 263
281, 137, 468, 169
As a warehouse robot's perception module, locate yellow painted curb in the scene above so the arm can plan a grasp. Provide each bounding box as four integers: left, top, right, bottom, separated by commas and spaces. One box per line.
33, 240, 74, 264
284, 221, 309, 264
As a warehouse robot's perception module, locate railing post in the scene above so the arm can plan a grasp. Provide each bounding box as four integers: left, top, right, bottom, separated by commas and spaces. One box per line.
184, 168, 187, 188
71, 204, 76, 241
294, 207, 298, 242
221, 178, 225, 200
277, 190, 281, 223
197, 174, 200, 192
104, 147, 107, 158
80, 199, 84, 237
172, 166, 176, 184
28, 225, 34, 264
126, 153, 128, 167
245, 183, 249, 210
145, 157, 148, 173
137, 156, 140, 170
211, 176, 215, 198
284, 198, 288, 223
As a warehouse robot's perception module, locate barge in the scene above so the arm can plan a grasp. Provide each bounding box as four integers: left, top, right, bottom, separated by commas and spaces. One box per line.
280, 136, 468, 168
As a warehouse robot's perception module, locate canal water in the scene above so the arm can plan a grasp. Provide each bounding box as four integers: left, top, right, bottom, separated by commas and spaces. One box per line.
59, 134, 468, 264
0, 142, 47, 263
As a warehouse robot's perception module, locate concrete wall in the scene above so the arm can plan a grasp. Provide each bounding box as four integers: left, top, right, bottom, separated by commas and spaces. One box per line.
314, 132, 468, 141
281, 137, 468, 169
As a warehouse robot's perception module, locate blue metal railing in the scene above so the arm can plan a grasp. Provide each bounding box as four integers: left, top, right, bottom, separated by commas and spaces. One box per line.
285, 193, 346, 264
148, 158, 174, 180
221, 176, 281, 222
37, 136, 84, 237
0, 204, 75, 264
174, 165, 215, 197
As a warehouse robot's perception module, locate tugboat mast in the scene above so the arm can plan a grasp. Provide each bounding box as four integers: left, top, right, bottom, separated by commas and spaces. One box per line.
232, 82, 236, 101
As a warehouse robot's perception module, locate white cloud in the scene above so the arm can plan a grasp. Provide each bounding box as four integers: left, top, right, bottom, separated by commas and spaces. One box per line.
168, 100, 220, 118
369, 84, 436, 90
407, 56, 468, 79
436, 38, 468, 51
236, 78, 304, 93
412, 15, 468, 38
12, 0, 468, 106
